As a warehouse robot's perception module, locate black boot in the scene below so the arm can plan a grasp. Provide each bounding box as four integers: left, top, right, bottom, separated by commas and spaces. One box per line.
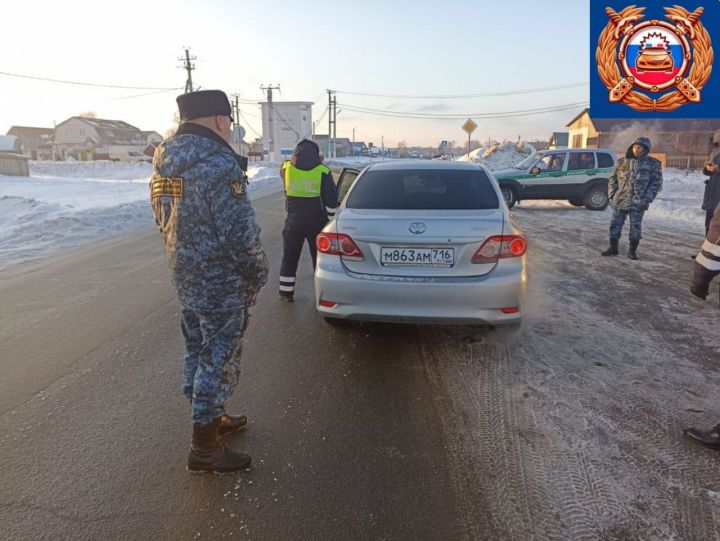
684, 423, 720, 449
690, 281, 709, 300
218, 413, 248, 437
601, 238, 619, 256
628, 239, 639, 260
187, 417, 251, 474
278, 291, 294, 302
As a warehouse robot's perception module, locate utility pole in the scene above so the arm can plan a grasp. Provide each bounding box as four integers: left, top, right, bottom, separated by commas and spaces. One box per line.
231, 93, 241, 154
261, 84, 280, 161
179, 48, 196, 93
327, 90, 337, 159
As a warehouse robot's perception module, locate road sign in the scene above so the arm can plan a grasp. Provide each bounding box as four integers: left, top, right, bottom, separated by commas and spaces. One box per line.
462, 119, 477, 135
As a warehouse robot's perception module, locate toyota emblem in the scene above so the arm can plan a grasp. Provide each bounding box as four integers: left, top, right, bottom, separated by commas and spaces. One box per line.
409, 222, 427, 235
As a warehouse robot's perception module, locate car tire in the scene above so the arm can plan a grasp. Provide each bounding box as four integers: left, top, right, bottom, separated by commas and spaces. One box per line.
323, 316, 350, 327
583, 186, 609, 211
501, 187, 517, 209
568, 198, 584, 207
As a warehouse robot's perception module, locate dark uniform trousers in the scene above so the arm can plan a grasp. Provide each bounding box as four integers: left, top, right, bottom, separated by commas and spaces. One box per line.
181, 308, 249, 425
279, 213, 327, 295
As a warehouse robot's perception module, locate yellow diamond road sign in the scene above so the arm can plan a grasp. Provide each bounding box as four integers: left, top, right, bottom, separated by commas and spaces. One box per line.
462, 119, 477, 135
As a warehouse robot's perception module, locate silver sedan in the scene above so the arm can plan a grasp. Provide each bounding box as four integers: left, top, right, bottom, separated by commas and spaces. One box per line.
314, 161, 527, 326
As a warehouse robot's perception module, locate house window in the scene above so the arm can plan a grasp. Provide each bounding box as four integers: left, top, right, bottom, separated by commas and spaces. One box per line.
572, 134, 583, 148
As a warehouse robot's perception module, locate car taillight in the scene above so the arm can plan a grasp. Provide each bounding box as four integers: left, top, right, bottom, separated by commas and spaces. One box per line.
472, 235, 527, 263
316, 233, 364, 261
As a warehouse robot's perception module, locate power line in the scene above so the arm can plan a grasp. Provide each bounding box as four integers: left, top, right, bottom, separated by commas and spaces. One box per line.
238, 108, 262, 138
103, 88, 183, 101
0, 70, 178, 90
338, 101, 589, 120
331, 82, 588, 99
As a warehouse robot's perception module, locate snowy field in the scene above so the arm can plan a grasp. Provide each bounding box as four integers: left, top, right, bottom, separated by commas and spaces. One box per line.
0, 148, 710, 270
0, 160, 284, 270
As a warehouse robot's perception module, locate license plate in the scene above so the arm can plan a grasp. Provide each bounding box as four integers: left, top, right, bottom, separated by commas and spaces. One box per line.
380, 247, 454, 267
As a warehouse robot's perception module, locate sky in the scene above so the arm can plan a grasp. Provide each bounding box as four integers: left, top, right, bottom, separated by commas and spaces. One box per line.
0, 0, 589, 147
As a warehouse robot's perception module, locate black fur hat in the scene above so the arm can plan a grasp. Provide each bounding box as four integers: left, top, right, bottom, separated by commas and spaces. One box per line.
176, 90, 232, 121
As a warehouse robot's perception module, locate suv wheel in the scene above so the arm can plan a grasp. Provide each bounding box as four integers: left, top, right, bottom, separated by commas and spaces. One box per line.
583, 186, 609, 211
501, 187, 517, 209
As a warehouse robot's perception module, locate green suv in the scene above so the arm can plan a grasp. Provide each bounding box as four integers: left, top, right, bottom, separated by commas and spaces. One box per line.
492, 149, 617, 210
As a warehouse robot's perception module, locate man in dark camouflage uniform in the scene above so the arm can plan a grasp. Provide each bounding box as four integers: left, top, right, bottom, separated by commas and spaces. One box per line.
151, 90, 268, 473
684, 203, 720, 448
601, 136, 663, 260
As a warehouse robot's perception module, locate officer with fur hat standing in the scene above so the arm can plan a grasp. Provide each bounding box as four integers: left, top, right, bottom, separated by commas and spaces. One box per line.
151, 90, 268, 473
601, 136, 663, 260
278, 139, 338, 301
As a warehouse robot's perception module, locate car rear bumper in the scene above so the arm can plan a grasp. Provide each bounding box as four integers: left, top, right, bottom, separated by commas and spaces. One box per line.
314, 257, 527, 325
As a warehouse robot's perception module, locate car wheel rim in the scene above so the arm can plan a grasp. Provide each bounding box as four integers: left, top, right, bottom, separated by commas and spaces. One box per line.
502, 189, 513, 203
590, 192, 606, 206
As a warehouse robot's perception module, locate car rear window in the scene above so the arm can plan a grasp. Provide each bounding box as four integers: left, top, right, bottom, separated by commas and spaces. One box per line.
345, 168, 499, 210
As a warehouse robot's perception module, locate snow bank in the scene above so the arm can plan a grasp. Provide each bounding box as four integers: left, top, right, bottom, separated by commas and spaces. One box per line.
0, 161, 283, 270
456, 140, 534, 171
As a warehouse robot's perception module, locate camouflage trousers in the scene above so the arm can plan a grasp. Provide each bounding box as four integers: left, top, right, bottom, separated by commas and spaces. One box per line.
180, 308, 249, 425
609, 208, 646, 241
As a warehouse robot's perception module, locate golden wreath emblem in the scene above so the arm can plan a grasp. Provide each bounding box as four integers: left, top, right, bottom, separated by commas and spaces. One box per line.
596, 5, 713, 112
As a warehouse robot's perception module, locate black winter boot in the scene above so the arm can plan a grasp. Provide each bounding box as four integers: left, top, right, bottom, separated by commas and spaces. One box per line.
218, 413, 248, 437
628, 239, 639, 260
690, 281, 709, 300
601, 238, 619, 256
684, 423, 720, 449
187, 417, 251, 474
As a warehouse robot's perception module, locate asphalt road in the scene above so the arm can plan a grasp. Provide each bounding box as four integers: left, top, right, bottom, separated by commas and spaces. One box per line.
2, 192, 720, 541
0, 191, 464, 541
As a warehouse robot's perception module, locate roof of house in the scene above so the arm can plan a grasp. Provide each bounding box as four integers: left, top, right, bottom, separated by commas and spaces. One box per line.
6, 126, 54, 139
567, 108, 720, 132
141, 131, 162, 138
56, 116, 146, 145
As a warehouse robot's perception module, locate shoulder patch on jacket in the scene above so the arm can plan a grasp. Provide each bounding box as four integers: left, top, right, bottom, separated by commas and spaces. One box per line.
151, 176, 184, 199
230, 179, 246, 199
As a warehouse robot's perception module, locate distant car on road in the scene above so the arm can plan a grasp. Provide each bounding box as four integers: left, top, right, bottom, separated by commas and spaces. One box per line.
314, 161, 527, 327
492, 149, 617, 210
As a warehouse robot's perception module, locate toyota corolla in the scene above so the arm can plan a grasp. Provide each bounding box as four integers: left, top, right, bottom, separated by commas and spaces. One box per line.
314, 161, 527, 327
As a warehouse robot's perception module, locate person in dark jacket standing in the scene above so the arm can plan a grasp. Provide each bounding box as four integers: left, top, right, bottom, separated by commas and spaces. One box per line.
151, 90, 269, 473
601, 136, 663, 260
684, 203, 720, 448
278, 139, 338, 301
701, 134, 720, 234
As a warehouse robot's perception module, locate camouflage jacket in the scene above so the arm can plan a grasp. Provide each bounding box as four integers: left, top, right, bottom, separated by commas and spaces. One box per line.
150, 125, 268, 311
608, 154, 663, 211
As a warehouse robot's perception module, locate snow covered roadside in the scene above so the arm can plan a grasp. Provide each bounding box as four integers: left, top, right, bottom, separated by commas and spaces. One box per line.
515, 168, 708, 230
0, 161, 283, 270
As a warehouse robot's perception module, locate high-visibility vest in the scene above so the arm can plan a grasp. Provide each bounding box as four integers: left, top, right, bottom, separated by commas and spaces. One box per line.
282, 162, 329, 198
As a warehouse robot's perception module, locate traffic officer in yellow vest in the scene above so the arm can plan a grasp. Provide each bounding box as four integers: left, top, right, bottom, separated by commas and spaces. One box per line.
278, 139, 338, 301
